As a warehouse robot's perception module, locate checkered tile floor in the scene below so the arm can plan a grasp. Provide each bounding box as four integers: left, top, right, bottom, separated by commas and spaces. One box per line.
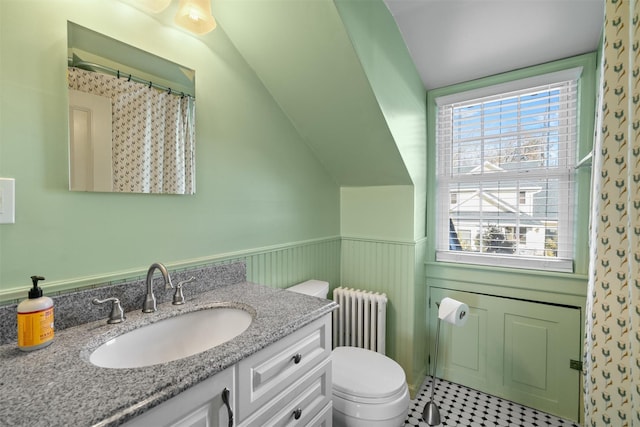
405, 376, 580, 427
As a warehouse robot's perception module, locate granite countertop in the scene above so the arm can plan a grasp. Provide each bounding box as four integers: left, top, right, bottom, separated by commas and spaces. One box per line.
0, 282, 337, 427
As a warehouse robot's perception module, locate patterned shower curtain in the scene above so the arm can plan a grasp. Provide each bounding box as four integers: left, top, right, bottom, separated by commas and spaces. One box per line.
584, 0, 640, 425
68, 68, 195, 194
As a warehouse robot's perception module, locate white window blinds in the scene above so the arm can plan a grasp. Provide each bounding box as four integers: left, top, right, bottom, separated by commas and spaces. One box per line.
435, 69, 581, 272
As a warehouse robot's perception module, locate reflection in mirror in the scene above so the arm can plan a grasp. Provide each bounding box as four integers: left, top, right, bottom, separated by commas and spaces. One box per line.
67, 22, 196, 194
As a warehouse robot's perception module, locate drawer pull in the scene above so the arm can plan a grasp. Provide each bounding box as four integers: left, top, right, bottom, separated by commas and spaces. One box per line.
221, 387, 234, 427
292, 353, 302, 364
293, 408, 302, 420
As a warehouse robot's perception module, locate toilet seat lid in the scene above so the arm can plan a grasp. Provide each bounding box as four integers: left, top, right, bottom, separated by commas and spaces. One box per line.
332, 346, 407, 400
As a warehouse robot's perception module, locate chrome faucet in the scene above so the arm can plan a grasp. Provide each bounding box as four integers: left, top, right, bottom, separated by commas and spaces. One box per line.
143, 262, 174, 313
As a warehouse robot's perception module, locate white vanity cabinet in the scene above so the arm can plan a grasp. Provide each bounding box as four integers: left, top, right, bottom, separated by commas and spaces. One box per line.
122, 366, 235, 427
123, 314, 332, 427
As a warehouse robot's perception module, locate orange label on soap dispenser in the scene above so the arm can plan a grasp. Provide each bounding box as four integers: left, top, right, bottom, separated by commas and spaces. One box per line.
17, 307, 54, 348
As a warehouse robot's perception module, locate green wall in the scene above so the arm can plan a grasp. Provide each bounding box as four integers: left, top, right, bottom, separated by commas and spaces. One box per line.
0, 0, 430, 398
339, 186, 428, 395
424, 53, 598, 422
340, 186, 414, 242
0, 0, 340, 299
335, 0, 427, 239
334, 0, 429, 395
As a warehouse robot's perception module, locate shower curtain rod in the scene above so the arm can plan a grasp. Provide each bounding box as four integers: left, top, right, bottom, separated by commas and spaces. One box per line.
67, 57, 195, 99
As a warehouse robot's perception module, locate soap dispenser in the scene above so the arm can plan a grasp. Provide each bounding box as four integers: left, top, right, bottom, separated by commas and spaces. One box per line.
17, 275, 54, 351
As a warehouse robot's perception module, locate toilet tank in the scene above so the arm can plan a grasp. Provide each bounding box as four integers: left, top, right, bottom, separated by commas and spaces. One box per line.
287, 280, 329, 299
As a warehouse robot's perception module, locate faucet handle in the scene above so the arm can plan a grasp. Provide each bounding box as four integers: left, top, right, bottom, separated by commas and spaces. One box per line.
173, 276, 196, 305
92, 297, 125, 324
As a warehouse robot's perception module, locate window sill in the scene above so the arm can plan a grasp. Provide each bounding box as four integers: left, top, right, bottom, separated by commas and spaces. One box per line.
435, 251, 574, 273
424, 257, 588, 302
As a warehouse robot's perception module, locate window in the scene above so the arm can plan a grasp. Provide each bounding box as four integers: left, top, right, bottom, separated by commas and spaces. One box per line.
519, 191, 527, 205
435, 68, 581, 272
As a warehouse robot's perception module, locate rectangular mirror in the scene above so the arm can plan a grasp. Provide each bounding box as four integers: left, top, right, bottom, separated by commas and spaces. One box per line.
67, 22, 196, 194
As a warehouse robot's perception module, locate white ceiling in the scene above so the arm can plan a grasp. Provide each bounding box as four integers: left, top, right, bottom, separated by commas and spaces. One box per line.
383, 0, 605, 90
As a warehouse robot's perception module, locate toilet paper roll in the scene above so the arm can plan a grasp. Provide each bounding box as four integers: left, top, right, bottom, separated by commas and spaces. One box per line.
438, 297, 469, 327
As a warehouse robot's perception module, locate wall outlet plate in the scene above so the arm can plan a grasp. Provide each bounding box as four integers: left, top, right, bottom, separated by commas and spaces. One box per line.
0, 178, 15, 224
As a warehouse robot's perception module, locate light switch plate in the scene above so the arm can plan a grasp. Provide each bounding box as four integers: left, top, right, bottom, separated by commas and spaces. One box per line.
0, 178, 15, 224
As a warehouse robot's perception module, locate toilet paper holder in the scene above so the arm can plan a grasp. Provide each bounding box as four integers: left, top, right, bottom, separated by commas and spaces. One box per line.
422, 298, 469, 426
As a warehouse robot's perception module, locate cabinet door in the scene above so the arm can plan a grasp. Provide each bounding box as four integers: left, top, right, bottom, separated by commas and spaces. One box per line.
122, 367, 234, 427
429, 288, 581, 421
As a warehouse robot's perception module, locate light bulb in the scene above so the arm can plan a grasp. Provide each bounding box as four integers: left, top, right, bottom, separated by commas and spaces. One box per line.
174, 0, 216, 35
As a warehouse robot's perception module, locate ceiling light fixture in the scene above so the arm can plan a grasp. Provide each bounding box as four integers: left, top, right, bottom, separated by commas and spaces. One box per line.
174, 0, 216, 35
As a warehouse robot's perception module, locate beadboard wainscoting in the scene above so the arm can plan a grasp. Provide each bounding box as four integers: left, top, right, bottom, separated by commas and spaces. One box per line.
0, 237, 342, 304
341, 236, 428, 396
234, 237, 342, 289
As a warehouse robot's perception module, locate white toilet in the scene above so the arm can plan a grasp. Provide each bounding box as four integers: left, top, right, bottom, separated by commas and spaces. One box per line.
287, 280, 410, 427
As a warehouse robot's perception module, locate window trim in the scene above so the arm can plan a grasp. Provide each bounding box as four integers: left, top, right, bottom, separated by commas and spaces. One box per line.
432, 68, 583, 273
436, 250, 573, 273
435, 67, 583, 106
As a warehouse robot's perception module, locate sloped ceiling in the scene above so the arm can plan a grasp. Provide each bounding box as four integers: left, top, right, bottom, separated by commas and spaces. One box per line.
212, 0, 413, 187
209, 0, 604, 188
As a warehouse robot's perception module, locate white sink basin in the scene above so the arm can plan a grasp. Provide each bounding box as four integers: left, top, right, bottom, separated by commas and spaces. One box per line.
89, 307, 252, 369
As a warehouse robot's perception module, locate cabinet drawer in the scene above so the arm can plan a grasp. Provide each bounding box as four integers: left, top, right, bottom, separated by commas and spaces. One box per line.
240, 358, 331, 427
237, 315, 331, 421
